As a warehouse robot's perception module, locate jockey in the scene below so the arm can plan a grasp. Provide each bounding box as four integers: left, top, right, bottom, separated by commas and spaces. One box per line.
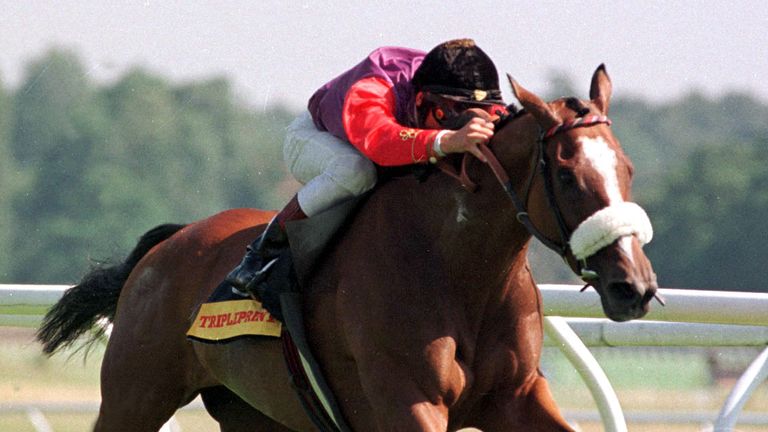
224, 38, 506, 297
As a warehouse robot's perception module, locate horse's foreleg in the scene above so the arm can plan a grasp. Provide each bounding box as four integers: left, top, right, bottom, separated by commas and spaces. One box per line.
365, 386, 450, 432
519, 374, 575, 431
467, 373, 574, 432
347, 357, 453, 432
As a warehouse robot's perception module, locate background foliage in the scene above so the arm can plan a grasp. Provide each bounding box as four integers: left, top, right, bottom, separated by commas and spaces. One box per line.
1, 49, 766, 291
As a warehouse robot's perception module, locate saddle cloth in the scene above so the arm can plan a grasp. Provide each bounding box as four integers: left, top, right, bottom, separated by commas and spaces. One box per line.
186, 284, 281, 343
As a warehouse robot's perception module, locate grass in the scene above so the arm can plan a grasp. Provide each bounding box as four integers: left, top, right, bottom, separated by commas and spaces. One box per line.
0, 332, 102, 403
2, 328, 767, 431
541, 346, 768, 432
543, 347, 710, 390
0, 411, 221, 432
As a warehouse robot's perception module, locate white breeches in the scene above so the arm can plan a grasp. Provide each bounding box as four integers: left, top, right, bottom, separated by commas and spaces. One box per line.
283, 111, 377, 217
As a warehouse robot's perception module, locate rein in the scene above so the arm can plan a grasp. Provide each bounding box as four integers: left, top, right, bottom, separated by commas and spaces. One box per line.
495, 114, 611, 255
442, 114, 612, 280
476, 112, 663, 304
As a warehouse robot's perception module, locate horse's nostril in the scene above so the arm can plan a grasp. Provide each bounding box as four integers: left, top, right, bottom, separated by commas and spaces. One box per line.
609, 282, 638, 303
603, 281, 653, 321
643, 288, 660, 305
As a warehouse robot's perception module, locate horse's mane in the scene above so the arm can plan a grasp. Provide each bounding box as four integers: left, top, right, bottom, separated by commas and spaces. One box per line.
495, 104, 526, 131
379, 103, 526, 184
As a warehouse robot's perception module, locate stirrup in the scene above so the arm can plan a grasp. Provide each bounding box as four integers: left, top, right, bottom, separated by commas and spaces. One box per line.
243, 257, 280, 294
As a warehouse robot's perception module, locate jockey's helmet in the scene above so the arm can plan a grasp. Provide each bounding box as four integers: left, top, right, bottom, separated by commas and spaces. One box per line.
412, 38, 504, 107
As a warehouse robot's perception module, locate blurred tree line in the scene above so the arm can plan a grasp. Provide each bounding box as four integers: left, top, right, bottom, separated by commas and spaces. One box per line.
1, 49, 296, 283
1, 49, 766, 292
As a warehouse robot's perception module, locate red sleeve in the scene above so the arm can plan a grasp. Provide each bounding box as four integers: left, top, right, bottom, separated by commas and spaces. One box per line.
342, 76, 438, 166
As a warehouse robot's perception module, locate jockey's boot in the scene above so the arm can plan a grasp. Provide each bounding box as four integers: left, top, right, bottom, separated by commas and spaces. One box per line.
225, 195, 307, 295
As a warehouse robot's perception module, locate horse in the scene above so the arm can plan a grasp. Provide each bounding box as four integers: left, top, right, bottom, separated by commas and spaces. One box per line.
37, 65, 658, 431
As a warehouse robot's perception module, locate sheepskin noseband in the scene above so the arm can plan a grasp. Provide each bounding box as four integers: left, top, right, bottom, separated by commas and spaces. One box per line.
569, 202, 653, 260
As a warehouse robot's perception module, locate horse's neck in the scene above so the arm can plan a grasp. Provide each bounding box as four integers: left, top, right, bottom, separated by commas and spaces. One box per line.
430, 181, 526, 273
373, 117, 540, 289
438, 114, 541, 269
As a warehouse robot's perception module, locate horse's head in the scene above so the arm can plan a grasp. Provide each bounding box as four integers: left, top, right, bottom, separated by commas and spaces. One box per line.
496, 65, 658, 322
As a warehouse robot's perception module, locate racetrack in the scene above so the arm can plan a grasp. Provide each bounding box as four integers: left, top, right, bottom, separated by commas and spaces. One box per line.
3, 328, 766, 432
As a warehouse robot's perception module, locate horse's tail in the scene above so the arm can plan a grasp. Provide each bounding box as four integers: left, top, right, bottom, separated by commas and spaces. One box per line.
36, 223, 186, 356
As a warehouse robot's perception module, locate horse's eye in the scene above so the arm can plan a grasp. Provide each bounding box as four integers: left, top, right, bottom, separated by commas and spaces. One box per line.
558, 168, 576, 187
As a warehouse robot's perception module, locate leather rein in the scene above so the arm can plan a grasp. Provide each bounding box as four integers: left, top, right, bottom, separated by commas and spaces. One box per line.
437, 113, 612, 279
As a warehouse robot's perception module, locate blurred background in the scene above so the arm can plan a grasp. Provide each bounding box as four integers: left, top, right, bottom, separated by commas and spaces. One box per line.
1, 1, 766, 431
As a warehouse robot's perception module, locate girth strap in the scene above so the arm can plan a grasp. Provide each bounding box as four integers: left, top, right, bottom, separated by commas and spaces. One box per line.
281, 329, 342, 431
280, 292, 352, 432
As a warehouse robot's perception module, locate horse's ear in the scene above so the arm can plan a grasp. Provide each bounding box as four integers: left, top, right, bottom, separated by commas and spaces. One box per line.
589, 64, 612, 115
507, 73, 558, 128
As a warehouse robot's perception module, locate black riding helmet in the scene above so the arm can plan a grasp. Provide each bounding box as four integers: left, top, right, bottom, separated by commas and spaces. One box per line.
412, 38, 504, 106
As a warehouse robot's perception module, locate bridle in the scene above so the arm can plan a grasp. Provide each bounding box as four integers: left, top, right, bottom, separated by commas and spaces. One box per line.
480, 111, 665, 305
479, 113, 612, 281
433, 104, 663, 303
422, 94, 614, 275
436, 112, 612, 268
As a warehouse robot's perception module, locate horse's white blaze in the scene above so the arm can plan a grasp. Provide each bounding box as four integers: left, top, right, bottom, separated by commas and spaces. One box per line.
568, 137, 654, 261
581, 136, 632, 262
579, 136, 623, 204
618, 235, 635, 264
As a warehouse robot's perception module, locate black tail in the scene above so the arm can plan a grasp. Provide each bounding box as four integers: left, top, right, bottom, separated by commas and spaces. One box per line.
36, 223, 186, 356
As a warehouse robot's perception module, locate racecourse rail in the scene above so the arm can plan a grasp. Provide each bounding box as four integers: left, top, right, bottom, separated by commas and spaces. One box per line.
2, 284, 767, 432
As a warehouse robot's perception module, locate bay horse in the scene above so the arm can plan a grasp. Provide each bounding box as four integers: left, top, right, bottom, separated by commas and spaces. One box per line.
37, 65, 658, 431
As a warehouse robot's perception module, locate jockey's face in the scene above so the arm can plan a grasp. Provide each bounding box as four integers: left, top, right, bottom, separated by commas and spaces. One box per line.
422, 108, 443, 129
420, 93, 505, 129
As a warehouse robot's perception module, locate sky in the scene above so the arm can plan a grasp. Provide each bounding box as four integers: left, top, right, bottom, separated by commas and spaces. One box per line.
1, 1, 766, 110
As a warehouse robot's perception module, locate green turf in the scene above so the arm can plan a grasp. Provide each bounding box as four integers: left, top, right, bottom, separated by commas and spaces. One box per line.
541, 347, 711, 391
2, 328, 765, 431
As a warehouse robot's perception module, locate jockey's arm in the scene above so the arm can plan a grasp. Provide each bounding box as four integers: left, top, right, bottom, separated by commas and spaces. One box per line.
342, 76, 439, 166
342, 77, 494, 166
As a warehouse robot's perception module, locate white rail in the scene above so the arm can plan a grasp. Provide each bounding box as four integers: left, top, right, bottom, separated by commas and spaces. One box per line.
541, 284, 768, 326
715, 347, 768, 431
544, 316, 627, 431
0, 284, 70, 327
2, 283, 768, 431
539, 284, 768, 432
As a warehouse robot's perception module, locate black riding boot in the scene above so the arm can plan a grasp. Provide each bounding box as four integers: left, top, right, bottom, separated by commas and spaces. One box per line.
224, 216, 288, 294
224, 195, 307, 297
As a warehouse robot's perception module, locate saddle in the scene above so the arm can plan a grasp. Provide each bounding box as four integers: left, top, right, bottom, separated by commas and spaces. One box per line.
189, 198, 361, 431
